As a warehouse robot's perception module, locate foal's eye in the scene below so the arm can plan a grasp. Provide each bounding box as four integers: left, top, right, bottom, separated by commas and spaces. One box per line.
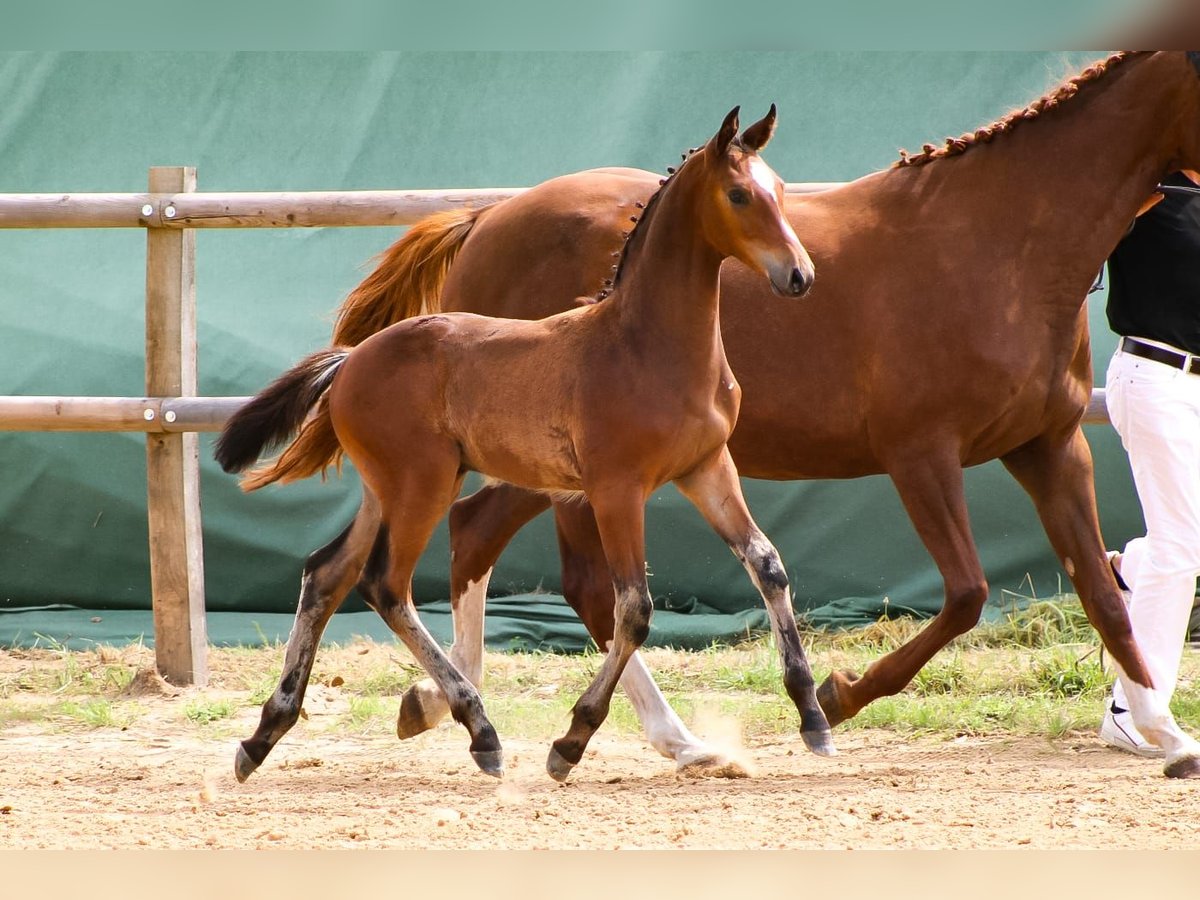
727, 188, 751, 206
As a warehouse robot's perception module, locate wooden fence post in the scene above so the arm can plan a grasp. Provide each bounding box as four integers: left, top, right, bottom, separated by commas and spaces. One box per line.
145, 166, 208, 685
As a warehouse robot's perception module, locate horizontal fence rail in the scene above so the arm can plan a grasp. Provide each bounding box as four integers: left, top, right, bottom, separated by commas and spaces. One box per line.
0, 182, 843, 229
0, 390, 1115, 431
0, 396, 251, 432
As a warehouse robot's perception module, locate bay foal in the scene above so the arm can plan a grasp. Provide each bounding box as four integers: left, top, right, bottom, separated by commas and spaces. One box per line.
216, 107, 829, 782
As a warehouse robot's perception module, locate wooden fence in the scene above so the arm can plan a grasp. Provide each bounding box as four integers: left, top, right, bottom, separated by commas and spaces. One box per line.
0, 169, 1112, 686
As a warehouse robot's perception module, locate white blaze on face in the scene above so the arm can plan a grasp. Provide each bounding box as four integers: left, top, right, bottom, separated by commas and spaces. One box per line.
749, 156, 776, 195
748, 156, 802, 247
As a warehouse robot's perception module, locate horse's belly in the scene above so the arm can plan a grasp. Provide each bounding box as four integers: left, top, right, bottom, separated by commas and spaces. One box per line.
459, 425, 584, 493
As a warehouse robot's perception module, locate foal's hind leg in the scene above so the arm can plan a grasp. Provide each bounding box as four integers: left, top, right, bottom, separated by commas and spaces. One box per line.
1002, 430, 1200, 779
397, 483, 551, 739
547, 486, 652, 782
359, 460, 503, 777
554, 499, 749, 775
816, 449, 990, 726
675, 447, 834, 757
235, 493, 381, 782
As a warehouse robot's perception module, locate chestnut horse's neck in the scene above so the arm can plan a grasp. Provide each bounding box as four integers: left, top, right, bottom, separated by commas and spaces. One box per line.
608, 154, 726, 352
883, 52, 1199, 310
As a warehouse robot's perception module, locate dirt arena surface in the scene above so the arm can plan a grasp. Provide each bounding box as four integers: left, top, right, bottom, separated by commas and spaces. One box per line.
3, 700, 1199, 849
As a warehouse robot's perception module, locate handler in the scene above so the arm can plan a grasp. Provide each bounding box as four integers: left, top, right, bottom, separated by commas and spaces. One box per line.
1101, 172, 1200, 757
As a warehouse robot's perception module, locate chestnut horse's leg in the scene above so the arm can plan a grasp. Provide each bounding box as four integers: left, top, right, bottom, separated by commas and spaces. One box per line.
358, 460, 504, 778
1001, 429, 1200, 778
234, 493, 381, 783
553, 499, 749, 775
816, 449, 990, 726
674, 447, 834, 757
547, 486, 652, 782
396, 483, 551, 739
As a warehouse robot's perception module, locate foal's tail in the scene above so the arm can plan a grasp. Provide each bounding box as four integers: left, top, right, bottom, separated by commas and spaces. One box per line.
214, 348, 349, 492
331, 206, 484, 347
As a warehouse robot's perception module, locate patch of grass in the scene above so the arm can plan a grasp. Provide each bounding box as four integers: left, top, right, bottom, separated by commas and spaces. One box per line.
0, 643, 141, 699
58, 698, 133, 728
1026, 648, 1106, 698
0, 701, 57, 728
354, 668, 413, 697
246, 672, 281, 707
342, 695, 390, 733
184, 697, 238, 725
910, 655, 967, 696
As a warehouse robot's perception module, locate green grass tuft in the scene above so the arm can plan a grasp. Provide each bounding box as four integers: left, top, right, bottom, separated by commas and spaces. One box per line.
184, 698, 237, 725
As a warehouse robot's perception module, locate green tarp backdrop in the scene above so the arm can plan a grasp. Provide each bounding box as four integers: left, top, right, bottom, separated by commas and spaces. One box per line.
0, 51, 1143, 650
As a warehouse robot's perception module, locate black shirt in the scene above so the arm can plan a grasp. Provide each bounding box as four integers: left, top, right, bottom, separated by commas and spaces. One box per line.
1106, 172, 1200, 355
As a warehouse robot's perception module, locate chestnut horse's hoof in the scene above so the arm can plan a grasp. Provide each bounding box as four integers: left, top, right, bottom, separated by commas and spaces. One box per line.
1164, 752, 1200, 779
676, 750, 752, 779
801, 729, 838, 757
470, 749, 505, 779
546, 746, 576, 783
396, 686, 438, 740
234, 744, 259, 783
816, 669, 860, 728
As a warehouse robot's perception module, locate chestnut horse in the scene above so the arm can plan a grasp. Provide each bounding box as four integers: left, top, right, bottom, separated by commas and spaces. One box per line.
216, 107, 828, 783
330, 52, 1200, 779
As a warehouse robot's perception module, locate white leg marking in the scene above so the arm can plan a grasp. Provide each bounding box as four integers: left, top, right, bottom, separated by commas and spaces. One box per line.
406, 567, 493, 727
449, 567, 492, 686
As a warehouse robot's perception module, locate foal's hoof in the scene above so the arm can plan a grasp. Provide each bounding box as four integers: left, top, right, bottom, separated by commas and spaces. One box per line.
801, 729, 838, 758
546, 746, 576, 783
396, 688, 437, 740
234, 744, 259, 784
816, 669, 860, 728
470, 749, 505, 779
1164, 752, 1200, 779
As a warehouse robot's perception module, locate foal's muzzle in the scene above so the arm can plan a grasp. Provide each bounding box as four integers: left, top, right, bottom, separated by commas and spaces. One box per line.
769, 263, 814, 298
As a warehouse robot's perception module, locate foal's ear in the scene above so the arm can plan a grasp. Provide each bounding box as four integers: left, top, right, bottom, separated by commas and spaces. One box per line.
711, 105, 740, 156
741, 103, 777, 152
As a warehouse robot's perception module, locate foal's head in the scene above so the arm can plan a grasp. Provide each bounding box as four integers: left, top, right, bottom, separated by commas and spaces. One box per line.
692, 105, 814, 297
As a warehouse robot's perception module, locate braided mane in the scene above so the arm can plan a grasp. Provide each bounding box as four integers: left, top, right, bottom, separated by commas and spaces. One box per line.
594, 145, 701, 300
596, 138, 753, 300
894, 51, 1149, 169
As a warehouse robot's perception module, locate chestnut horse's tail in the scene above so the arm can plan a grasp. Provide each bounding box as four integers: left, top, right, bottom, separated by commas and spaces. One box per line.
331, 206, 484, 347
214, 348, 349, 492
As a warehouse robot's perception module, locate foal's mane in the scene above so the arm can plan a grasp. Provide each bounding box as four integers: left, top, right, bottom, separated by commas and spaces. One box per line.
599, 137, 750, 300
894, 51, 1149, 169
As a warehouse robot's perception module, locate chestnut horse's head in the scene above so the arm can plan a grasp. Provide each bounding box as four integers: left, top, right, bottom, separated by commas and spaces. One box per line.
696, 105, 814, 298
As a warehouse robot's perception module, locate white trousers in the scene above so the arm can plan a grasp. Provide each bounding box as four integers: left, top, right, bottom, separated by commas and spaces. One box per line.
1105, 342, 1200, 708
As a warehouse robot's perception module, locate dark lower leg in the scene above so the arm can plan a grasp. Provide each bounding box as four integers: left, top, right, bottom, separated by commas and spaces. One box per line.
238, 502, 379, 781
361, 523, 503, 777
675, 449, 832, 751
548, 577, 652, 780
547, 489, 649, 781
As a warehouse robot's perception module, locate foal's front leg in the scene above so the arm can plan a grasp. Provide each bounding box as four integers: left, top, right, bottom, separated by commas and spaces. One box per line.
547, 487, 652, 782
675, 447, 835, 757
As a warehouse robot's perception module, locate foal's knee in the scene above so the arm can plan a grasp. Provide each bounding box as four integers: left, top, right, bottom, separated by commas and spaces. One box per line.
742, 533, 789, 596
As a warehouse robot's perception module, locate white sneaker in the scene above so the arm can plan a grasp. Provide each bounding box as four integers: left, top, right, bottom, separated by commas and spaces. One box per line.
1099, 703, 1166, 758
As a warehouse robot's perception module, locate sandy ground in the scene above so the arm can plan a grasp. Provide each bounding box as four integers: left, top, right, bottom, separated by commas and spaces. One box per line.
3, 694, 1199, 849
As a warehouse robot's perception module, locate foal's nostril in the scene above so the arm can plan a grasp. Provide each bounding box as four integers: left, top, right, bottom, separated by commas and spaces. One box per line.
789, 267, 810, 296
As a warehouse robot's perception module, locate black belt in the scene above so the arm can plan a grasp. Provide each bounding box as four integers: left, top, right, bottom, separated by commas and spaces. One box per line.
1120, 337, 1200, 375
